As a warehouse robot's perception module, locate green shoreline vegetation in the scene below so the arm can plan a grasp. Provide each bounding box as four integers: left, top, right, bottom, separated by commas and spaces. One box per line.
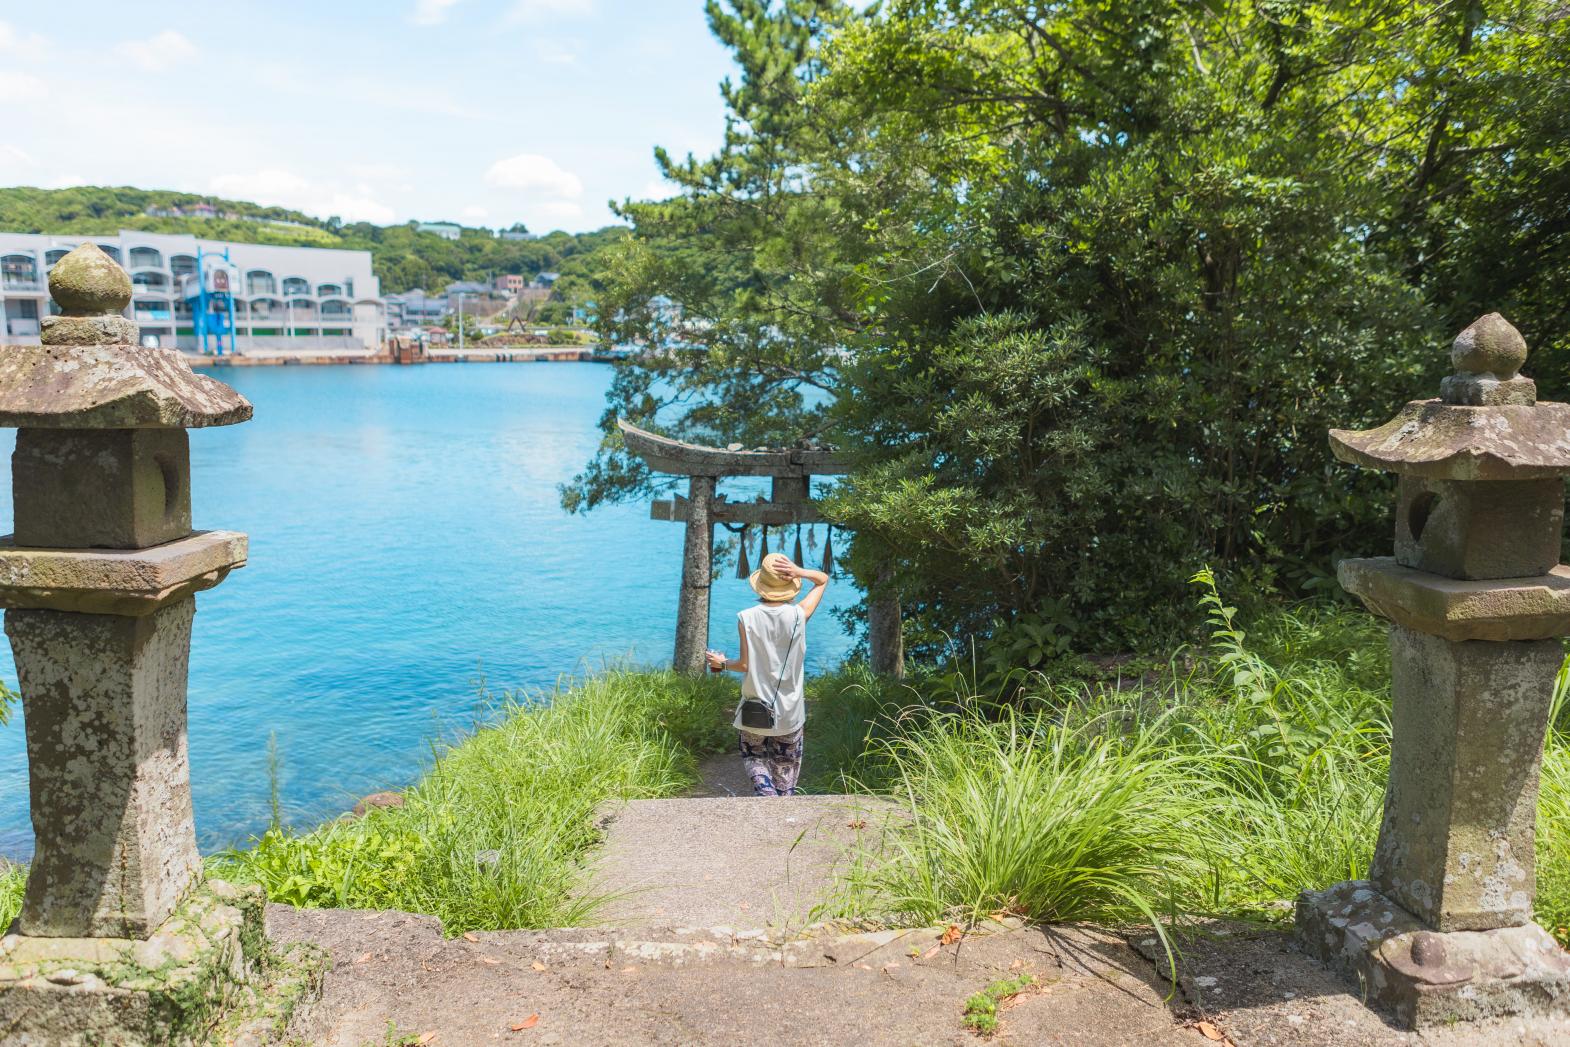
8, 580, 1558, 948
0, 185, 625, 310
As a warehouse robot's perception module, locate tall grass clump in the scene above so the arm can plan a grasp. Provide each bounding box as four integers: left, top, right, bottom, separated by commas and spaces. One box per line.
212, 669, 733, 933
827, 571, 1405, 932
840, 709, 1204, 930
0, 861, 23, 928
1536, 665, 1570, 942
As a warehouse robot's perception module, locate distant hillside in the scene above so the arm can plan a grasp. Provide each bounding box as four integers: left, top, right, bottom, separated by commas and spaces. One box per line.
0, 186, 626, 298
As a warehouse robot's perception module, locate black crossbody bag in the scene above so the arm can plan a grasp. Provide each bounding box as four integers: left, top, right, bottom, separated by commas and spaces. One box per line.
738, 613, 800, 731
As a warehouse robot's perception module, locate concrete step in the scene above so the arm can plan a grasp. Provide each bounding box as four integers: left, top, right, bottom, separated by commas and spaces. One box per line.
584, 794, 897, 930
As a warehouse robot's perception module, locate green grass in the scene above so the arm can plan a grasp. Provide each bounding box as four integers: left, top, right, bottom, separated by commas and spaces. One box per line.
210, 669, 734, 933
0, 861, 23, 928
814, 572, 1570, 948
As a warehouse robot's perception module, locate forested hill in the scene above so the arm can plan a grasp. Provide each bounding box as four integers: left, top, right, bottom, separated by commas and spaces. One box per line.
0, 186, 626, 295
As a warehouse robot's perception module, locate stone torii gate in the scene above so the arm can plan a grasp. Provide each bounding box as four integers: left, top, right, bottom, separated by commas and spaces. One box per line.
618, 419, 903, 677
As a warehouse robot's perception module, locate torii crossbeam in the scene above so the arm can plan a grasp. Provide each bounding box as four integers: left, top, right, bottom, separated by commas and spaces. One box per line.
619, 419, 902, 676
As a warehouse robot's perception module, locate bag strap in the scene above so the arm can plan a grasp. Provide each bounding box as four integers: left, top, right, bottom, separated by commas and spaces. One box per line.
759, 610, 800, 713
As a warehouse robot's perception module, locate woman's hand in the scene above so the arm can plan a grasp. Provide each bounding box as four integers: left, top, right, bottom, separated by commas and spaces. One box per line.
777, 558, 828, 587
705, 649, 727, 672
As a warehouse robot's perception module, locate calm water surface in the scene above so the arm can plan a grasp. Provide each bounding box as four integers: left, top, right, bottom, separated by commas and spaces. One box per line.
0, 363, 856, 856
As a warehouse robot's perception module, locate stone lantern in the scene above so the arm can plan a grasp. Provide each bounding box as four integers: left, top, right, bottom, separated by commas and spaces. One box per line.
0, 245, 320, 1043
1297, 313, 1570, 1027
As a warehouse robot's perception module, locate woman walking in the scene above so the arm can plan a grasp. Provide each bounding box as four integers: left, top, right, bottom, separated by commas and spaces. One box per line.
706, 552, 830, 796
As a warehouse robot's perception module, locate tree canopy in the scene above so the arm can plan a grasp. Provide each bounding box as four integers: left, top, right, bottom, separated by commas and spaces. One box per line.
568, 0, 1570, 652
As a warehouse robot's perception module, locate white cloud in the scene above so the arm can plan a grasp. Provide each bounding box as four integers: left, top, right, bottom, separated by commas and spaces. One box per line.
209, 169, 395, 224
0, 20, 47, 55
114, 30, 197, 72
410, 0, 463, 25
508, 0, 594, 22
462, 205, 489, 219
484, 153, 583, 199
0, 70, 45, 102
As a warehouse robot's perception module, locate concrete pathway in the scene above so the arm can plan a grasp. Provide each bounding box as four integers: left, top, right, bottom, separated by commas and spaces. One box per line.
586, 794, 889, 930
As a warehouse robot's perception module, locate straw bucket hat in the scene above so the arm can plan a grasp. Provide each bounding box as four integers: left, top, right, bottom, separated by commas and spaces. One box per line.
749, 552, 802, 602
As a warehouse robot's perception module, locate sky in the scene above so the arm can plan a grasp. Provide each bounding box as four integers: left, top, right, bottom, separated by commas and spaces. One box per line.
0, 0, 740, 233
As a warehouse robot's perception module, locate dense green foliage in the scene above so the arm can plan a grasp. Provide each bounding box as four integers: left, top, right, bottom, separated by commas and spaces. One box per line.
211, 671, 734, 933
0, 185, 624, 300
570, 0, 1570, 650
821, 583, 1570, 948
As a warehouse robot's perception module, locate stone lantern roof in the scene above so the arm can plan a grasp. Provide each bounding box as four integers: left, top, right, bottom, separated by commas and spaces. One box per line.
0, 243, 251, 429
1329, 314, 1570, 481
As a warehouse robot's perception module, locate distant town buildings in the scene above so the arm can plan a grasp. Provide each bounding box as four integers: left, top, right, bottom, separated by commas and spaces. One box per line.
0, 230, 386, 352
493, 273, 525, 294
416, 222, 462, 241
532, 271, 560, 289
383, 289, 447, 329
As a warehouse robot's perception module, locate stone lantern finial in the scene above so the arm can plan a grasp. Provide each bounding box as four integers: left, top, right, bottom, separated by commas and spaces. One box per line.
1442, 312, 1535, 406
39, 242, 141, 349
47, 242, 131, 316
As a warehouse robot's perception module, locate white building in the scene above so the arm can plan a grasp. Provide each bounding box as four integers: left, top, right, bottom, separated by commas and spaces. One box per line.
0, 230, 386, 353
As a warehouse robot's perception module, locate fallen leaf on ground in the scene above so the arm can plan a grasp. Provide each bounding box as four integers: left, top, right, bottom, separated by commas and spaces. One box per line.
940, 924, 963, 946
621, 965, 638, 973
417, 1033, 437, 1045
352, 952, 372, 965
1009, 958, 1025, 970
1194, 1020, 1225, 1041
907, 946, 922, 958
531, 962, 547, 972
478, 956, 500, 966
462, 932, 479, 943
846, 819, 866, 829
510, 1015, 540, 1031
921, 944, 941, 959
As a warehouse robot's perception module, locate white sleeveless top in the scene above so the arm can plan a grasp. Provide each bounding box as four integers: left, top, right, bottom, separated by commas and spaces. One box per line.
734, 602, 806, 736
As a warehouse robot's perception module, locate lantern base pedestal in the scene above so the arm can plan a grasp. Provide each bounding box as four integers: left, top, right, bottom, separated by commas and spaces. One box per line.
0, 879, 325, 1046
1296, 880, 1570, 1029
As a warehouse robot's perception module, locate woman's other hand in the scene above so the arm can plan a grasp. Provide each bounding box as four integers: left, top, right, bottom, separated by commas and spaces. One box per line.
705, 649, 727, 672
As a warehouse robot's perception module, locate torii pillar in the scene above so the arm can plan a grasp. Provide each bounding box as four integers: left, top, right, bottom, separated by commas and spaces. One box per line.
673, 473, 717, 675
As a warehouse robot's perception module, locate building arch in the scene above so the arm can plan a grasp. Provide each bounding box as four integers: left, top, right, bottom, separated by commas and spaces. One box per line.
319, 297, 353, 320
246, 270, 276, 296
282, 276, 311, 297
127, 246, 163, 269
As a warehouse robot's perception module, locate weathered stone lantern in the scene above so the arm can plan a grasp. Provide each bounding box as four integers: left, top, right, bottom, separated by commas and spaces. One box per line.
1298, 313, 1570, 1027
0, 245, 319, 1043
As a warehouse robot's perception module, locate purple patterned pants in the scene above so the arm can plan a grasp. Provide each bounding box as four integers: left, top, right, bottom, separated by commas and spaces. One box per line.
738, 727, 805, 796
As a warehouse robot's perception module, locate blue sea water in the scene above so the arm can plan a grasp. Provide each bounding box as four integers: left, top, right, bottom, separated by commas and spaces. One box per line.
0, 363, 857, 857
